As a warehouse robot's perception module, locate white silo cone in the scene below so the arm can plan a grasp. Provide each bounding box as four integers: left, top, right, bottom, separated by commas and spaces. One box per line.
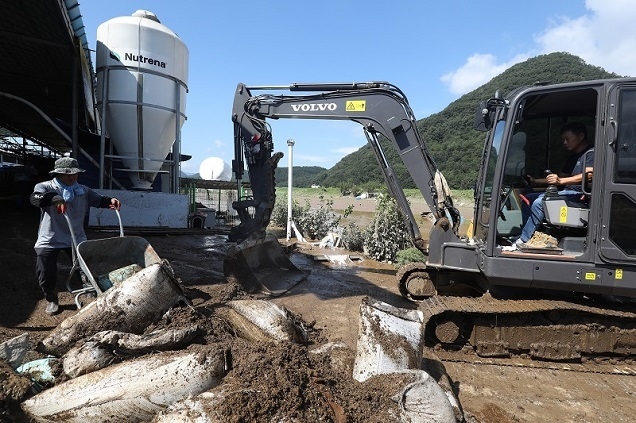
96, 10, 189, 190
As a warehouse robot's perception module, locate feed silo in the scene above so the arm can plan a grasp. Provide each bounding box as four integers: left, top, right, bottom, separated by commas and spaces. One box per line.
96, 10, 188, 190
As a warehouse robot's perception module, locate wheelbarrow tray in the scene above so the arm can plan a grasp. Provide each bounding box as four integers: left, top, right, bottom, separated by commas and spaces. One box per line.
76, 235, 162, 293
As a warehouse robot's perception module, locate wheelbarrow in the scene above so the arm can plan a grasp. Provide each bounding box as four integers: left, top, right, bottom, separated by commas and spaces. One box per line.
63, 209, 162, 308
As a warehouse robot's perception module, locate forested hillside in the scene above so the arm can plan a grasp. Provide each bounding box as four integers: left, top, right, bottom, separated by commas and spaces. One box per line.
314, 52, 621, 190
274, 166, 327, 187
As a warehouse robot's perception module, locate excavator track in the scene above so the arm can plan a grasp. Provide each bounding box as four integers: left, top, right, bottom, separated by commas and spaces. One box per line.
419, 293, 636, 370
432, 348, 636, 375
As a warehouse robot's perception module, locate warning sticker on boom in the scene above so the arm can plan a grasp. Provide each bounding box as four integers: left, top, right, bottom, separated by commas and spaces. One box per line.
346, 101, 366, 112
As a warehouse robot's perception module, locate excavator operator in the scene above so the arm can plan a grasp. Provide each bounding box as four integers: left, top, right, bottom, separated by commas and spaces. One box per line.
515, 122, 594, 248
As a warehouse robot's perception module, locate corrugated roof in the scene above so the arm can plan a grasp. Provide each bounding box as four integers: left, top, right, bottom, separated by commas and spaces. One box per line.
0, 0, 96, 156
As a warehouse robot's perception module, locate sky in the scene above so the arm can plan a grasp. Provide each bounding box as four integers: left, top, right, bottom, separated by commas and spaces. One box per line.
77, 0, 636, 175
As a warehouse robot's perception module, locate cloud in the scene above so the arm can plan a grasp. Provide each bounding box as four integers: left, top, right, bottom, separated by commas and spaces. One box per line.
294, 154, 330, 163
534, 0, 636, 77
442, 1, 636, 96
332, 146, 361, 155
440, 53, 529, 96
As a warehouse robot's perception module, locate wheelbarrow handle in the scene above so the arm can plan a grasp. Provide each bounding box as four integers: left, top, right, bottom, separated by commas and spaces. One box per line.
62, 211, 80, 260
115, 208, 124, 237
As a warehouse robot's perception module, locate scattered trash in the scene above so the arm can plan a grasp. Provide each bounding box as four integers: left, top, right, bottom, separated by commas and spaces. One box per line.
318, 231, 342, 248
96, 263, 143, 291
313, 254, 363, 264
16, 358, 57, 386
0, 333, 29, 369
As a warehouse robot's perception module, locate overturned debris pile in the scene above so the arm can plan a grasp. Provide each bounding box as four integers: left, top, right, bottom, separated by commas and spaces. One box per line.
2, 262, 459, 422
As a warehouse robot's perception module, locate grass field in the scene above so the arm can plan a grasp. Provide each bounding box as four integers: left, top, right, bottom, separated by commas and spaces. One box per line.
276, 187, 474, 208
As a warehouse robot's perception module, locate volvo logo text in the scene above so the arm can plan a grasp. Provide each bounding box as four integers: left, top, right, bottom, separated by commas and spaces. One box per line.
290, 103, 337, 112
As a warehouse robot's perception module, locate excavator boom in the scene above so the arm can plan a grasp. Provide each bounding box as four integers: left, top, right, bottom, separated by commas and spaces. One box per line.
224, 81, 460, 295
230, 81, 459, 246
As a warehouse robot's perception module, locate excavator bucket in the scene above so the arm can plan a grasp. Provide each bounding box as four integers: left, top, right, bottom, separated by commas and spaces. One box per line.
223, 234, 308, 296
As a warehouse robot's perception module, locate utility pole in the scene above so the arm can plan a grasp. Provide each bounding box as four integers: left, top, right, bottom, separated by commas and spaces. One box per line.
286, 139, 295, 241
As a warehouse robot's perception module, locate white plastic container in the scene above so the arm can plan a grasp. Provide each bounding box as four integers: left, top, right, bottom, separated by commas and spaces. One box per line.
96, 10, 189, 190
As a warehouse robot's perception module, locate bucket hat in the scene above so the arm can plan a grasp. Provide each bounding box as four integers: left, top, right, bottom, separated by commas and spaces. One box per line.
49, 157, 85, 175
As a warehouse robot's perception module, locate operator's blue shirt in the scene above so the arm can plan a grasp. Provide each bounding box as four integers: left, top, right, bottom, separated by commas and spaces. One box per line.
562, 146, 594, 192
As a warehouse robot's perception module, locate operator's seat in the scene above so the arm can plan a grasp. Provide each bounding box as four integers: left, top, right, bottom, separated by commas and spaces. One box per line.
542, 192, 590, 228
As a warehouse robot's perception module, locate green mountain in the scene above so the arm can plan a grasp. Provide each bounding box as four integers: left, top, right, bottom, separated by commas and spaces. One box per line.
275, 166, 327, 187
317, 52, 621, 190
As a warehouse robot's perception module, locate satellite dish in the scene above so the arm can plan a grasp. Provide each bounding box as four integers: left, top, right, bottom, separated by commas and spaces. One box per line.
199, 157, 231, 181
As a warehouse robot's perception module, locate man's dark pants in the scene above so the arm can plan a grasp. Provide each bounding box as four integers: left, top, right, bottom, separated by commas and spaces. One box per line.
34, 247, 73, 303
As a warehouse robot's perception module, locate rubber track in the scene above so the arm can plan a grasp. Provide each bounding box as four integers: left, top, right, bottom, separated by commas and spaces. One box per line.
432, 349, 636, 375
419, 293, 636, 321
419, 293, 636, 373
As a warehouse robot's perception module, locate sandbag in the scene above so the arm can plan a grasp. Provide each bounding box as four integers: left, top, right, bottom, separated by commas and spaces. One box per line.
216, 299, 307, 343
352, 297, 424, 382
22, 347, 227, 422
63, 326, 200, 378
38, 262, 187, 357
390, 370, 456, 423
153, 391, 223, 422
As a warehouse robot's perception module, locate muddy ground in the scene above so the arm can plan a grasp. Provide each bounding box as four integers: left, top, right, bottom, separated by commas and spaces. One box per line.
2, 196, 636, 422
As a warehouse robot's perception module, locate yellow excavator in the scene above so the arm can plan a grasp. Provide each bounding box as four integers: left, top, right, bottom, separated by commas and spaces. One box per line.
224, 80, 636, 363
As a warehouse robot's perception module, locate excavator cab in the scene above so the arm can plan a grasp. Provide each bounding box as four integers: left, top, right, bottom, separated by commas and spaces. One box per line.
473, 87, 595, 245
473, 79, 636, 297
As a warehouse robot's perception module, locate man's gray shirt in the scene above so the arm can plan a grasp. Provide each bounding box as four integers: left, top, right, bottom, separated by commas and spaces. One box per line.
31, 179, 109, 249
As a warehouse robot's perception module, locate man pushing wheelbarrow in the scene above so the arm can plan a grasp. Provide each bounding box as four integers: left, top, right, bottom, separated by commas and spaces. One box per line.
30, 157, 121, 315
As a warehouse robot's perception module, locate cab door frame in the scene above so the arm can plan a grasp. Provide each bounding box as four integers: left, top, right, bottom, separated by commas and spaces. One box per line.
598, 83, 636, 266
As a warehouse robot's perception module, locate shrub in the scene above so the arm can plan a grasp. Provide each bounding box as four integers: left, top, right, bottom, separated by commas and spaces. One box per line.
270, 200, 307, 228
341, 222, 365, 252
338, 182, 356, 196
295, 193, 341, 240
363, 195, 412, 262
395, 247, 427, 267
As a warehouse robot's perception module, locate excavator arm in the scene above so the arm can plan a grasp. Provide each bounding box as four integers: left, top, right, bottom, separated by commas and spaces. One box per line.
230, 81, 460, 249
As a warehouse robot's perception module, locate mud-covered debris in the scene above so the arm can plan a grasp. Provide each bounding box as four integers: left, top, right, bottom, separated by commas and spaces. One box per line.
62, 326, 200, 378
216, 299, 308, 343
0, 334, 29, 369
37, 262, 187, 357
21, 346, 227, 422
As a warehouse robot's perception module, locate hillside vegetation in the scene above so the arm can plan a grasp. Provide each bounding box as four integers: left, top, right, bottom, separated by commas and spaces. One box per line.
275, 52, 620, 190
274, 166, 327, 188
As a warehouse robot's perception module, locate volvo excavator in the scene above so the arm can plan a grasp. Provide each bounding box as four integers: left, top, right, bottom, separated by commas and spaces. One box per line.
224, 80, 636, 364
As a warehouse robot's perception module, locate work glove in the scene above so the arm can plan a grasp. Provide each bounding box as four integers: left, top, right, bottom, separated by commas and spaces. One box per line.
109, 198, 121, 211
51, 195, 67, 214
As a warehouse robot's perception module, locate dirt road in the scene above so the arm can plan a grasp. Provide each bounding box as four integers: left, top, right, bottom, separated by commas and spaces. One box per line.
2, 198, 636, 422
